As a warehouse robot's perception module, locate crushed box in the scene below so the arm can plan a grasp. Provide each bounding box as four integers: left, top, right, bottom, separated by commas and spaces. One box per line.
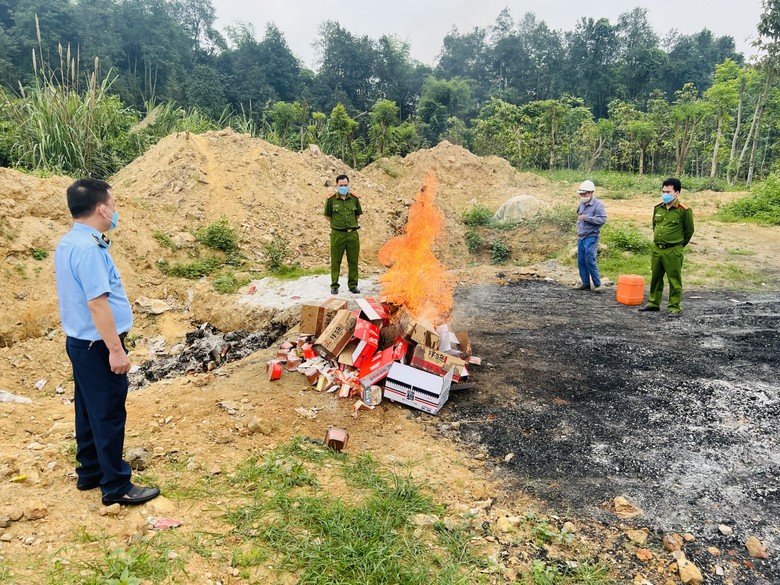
358, 338, 408, 388
356, 297, 390, 327
313, 309, 357, 360
384, 362, 454, 415
300, 298, 348, 336
410, 345, 467, 381
394, 306, 440, 349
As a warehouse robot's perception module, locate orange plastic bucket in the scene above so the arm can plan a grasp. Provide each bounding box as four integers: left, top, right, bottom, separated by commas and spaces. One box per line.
616, 274, 645, 306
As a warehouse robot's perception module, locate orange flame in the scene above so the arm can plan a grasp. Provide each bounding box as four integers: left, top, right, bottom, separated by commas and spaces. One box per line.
378, 174, 454, 326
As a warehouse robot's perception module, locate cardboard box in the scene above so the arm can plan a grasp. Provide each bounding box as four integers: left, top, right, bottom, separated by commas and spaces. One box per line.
300, 298, 349, 336
437, 325, 472, 358
313, 309, 357, 360
356, 297, 390, 327
358, 338, 408, 388
394, 307, 440, 349
384, 363, 454, 415
410, 345, 467, 382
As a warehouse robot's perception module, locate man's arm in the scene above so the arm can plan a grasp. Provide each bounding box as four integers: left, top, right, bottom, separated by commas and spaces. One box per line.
683, 208, 695, 246
87, 293, 131, 374
586, 200, 607, 225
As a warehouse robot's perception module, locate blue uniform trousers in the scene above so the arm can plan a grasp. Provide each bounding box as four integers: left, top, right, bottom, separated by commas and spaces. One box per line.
577, 235, 601, 288
66, 337, 132, 499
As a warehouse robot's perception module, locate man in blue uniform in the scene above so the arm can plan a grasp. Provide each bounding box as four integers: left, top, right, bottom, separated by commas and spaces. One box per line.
575, 179, 607, 291
54, 178, 160, 506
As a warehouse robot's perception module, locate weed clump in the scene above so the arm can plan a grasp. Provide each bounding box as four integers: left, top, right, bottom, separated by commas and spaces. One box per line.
194, 218, 239, 253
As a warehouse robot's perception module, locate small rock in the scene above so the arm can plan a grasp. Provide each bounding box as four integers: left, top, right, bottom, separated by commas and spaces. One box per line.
125, 448, 150, 471
26, 442, 45, 451
714, 565, 724, 576
8, 509, 23, 522
0, 533, 12, 542
677, 556, 703, 585
682, 532, 695, 542
635, 548, 653, 562
707, 546, 721, 557
495, 516, 514, 533
718, 524, 733, 536
105, 504, 121, 516
23, 536, 35, 545
412, 514, 438, 526
0, 517, 10, 528
663, 533, 684, 551
626, 528, 649, 545
503, 453, 514, 462
562, 521, 577, 534
449, 421, 461, 430
614, 496, 643, 519
745, 536, 769, 559
24, 501, 49, 521
146, 496, 176, 516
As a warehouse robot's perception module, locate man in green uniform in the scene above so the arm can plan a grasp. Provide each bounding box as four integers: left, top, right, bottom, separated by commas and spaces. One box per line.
325, 174, 362, 295
638, 177, 694, 316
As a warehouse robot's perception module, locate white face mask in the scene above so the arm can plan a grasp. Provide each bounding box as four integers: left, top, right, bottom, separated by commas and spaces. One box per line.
580, 195, 592, 204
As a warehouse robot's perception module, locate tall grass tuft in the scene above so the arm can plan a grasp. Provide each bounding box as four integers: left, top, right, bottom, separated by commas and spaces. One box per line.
0, 17, 140, 178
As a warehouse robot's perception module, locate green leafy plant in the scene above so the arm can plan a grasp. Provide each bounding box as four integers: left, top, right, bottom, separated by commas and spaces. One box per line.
601, 223, 652, 254
465, 229, 483, 254
718, 173, 780, 224
194, 218, 239, 253
157, 257, 221, 278
152, 230, 176, 250
462, 204, 494, 227
262, 235, 294, 272
490, 240, 511, 264
212, 270, 250, 294
31, 247, 49, 260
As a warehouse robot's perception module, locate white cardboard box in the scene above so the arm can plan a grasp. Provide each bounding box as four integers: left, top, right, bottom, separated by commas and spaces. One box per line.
384, 363, 454, 415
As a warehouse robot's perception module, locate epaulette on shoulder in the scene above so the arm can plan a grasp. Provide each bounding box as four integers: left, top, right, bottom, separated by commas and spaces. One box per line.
654, 201, 665, 207
350, 191, 360, 198
678, 202, 689, 210
326, 193, 336, 199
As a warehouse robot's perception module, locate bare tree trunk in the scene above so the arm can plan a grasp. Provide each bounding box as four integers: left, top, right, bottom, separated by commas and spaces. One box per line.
735, 101, 760, 183
746, 104, 765, 186
727, 79, 745, 185
639, 146, 645, 175
710, 114, 723, 178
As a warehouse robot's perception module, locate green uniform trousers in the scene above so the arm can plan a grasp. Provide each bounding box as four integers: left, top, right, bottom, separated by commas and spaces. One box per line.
647, 245, 684, 312
330, 230, 359, 290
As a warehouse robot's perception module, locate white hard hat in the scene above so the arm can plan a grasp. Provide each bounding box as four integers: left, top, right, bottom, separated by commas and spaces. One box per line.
577, 180, 596, 193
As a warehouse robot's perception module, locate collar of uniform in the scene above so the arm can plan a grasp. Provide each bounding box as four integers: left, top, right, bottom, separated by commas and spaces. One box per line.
72, 222, 110, 248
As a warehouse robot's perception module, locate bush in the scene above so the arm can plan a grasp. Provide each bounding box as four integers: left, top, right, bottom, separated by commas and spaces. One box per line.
718, 174, 780, 224
601, 223, 652, 254
524, 204, 576, 232
465, 230, 483, 254
462, 205, 493, 227
194, 218, 239, 253
212, 270, 249, 294
152, 230, 176, 250
490, 240, 511, 264
263, 235, 293, 272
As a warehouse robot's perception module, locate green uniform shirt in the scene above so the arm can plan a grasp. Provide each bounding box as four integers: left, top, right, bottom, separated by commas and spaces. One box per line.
324, 193, 362, 230
652, 201, 694, 246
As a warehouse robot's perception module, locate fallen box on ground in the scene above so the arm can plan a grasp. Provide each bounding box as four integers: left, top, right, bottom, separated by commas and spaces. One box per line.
300, 298, 348, 336
313, 309, 357, 360
356, 297, 390, 327
384, 362, 454, 415
358, 338, 408, 388
410, 345, 467, 381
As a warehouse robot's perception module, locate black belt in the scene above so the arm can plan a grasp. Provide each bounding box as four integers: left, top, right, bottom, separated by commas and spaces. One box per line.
332, 227, 360, 233
655, 242, 682, 249
67, 332, 128, 349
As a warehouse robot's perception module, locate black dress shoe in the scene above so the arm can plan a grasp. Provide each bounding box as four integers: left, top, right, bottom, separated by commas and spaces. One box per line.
349, 288, 360, 294
102, 485, 160, 506
574, 284, 591, 290
637, 305, 660, 312
330, 287, 338, 295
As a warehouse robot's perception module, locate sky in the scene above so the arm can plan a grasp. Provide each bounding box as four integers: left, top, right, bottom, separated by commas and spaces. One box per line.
211, 0, 763, 68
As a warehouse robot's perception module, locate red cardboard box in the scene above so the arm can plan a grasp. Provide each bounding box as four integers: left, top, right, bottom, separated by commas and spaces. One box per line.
384, 362, 454, 415
358, 338, 408, 388
356, 297, 390, 326
313, 310, 357, 361
300, 298, 349, 336
410, 345, 467, 382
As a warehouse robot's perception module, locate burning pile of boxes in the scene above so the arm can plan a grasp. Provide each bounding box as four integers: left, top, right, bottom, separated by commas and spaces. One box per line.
267, 297, 479, 415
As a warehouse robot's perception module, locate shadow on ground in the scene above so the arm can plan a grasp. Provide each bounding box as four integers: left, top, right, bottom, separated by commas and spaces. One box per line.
444, 280, 780, 584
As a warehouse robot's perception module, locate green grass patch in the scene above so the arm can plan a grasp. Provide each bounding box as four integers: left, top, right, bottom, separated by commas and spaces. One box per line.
523, 204, 577, 232
152, 230, 176, 250
727, 248, 757, 256
194, 218, 239, 253
222, 438, 486, 584
31, 247, 49, 260
157, 257, 221, 278
717, 173, 780, 224
686, 260, 770, 290
601, 223, 652, 254
462, 204, 494, 227
212, 270, 250, 294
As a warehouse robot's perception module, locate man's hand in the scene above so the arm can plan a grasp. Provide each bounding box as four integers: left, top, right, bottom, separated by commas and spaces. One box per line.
578, 214, 584, 221
109, 349, 132, 374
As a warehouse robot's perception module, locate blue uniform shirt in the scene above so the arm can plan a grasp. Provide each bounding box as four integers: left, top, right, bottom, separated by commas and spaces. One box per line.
54, 223, 133, 341
577, 197, 607, 239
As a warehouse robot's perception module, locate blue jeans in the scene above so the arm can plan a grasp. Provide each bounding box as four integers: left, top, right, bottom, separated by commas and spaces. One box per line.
578, 236, 601, 288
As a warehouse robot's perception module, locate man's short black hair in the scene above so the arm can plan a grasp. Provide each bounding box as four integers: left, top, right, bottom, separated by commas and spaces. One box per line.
662, 177, 682, 193
67, 178, 112, 218
336, 174, 349, 184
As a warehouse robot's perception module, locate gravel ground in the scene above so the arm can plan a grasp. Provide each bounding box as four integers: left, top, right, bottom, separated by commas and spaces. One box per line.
444, 280, 780, 584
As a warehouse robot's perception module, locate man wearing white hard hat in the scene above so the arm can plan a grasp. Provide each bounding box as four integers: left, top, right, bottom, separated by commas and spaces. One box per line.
575, 179, 607, 291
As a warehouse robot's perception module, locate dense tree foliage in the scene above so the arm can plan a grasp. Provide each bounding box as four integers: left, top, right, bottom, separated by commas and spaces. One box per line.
3, 0, 780, 184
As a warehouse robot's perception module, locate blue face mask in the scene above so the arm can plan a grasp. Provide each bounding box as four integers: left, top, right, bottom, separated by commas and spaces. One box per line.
337, 186, 349, 196
109, 210, 118, 230
661, 193, 676, 205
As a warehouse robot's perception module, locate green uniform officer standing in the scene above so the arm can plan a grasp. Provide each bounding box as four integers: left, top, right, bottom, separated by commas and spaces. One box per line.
638, 177, 694, 316
325, 174, 362, 294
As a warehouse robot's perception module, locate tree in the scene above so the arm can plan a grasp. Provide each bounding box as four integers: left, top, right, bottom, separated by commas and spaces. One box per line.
704, 59, 741, 178
369, 98, 399, 159
328, 102, 358, 166
669, 83, 705, 175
